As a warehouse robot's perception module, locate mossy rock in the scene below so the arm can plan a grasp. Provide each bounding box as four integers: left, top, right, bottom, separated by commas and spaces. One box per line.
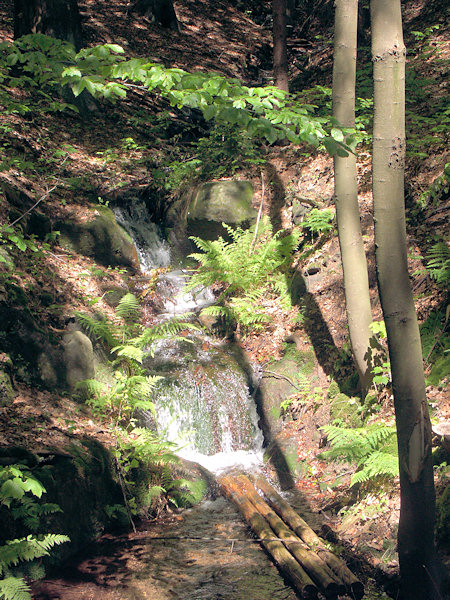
0, 369, 14, 407
35, 438, 123, 561
0, 439, 123, 564
58, 206, 139, 269
330, 393, 363, 427
187, 180, 256, 240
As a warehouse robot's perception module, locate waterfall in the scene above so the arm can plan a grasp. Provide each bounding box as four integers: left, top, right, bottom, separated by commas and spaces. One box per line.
115, 199, 264, 472
114, 199, 171, 271
147, 338, 264, 471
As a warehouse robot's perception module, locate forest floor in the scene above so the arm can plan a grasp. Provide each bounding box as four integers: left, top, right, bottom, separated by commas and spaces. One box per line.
0, 0, 449, 598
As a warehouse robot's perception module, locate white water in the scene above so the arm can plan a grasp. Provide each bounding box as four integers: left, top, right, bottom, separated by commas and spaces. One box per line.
155, 269, 215, 317
114, 200, 171, 271
115, 201, 265, 473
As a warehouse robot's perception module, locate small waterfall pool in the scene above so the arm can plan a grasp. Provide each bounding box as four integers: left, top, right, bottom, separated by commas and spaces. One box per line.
116, 200, 265, 474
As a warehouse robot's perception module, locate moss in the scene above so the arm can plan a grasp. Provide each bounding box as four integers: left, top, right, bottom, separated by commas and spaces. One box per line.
330, 393, 363, 427
327, 381, 340, 400
282, 344, 316, 375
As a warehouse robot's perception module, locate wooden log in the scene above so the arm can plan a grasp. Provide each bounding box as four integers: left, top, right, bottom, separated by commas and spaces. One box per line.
219, 474, 318, 599
253, 475, 365, 600
236, 475, 344, 599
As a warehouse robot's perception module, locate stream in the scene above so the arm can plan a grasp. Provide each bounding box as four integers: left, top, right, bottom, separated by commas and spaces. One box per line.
32, 202, 324, 600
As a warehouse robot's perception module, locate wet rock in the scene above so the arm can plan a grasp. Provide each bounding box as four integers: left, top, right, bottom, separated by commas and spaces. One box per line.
58, 206, 139, 269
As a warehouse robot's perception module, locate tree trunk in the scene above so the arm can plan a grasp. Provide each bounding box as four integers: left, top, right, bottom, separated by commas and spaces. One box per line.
219, 474, 318, 599
14, 0, 83, 51
129, 0, 179, 31
370, 1, 441, 598
332, 0, 373, 392
252, 475, 364, 600
272, 0, 289, 92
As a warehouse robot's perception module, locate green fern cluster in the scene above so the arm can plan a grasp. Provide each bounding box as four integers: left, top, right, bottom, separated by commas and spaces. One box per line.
301, 208, 334, 238
425, 241, 450, 286
187, 216, 299, 332
320, 423, 398, 488
0, 466, 69, 600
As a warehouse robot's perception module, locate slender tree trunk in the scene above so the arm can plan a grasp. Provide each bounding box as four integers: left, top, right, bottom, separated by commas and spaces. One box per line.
370, 1, 441, 598
332, 0, 373, 392
14, 0, 83, 51
272, 0, 289, 92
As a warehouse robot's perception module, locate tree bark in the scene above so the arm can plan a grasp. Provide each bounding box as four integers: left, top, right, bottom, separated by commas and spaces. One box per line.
14, 0, 83, 51
332, 0, 373, 393
272, 0, 289, 92
370, 1, 441, 598
129, 0, 179, 31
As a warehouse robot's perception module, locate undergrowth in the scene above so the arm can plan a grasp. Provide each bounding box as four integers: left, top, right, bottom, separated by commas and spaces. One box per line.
187, 216, 299, 335
0, 466, 69, 600
76, 293, 201, 521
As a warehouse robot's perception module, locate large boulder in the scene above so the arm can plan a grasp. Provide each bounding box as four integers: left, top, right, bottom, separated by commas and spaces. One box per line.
186, 180, 256, 240
58, 206, 139, 269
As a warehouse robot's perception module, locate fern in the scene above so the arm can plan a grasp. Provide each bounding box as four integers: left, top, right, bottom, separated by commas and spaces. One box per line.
302, 208, 334, 238
351, 451, 399, 486
0, 467, 69, 599
75, 311, 119, 349
425, 241, 450, 285
320, 423, 398, 489
0, 576, 31, 600
187, 217, 298, 333
115, 293, 140, 324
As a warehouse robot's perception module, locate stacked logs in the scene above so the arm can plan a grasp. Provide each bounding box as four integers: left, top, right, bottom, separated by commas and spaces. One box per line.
219, 474, 364, 600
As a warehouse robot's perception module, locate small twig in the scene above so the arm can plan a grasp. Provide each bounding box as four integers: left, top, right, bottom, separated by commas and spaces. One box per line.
262, 369, 305, 393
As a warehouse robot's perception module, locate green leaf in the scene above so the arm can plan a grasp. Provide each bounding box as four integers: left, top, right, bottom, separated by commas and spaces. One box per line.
331, 127, 344, 142
0, 479, 25, 502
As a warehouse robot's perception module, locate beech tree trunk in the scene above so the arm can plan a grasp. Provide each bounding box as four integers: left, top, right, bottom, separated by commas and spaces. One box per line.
332, 0, 373, 392
272, 0, 289, 92
370, 2, 441, 598
14, 0, 83, 50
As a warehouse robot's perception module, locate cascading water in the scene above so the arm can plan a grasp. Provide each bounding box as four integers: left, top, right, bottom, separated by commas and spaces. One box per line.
145, 338, 264, 471
114, 199, 171, 271
115, 201, 264, 472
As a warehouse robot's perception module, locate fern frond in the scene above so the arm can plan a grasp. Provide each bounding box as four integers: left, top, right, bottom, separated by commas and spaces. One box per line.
321, 423, 398, 489
76, 379, 107, 398
200, 305, 234, 320
115, 293, 140, 323
425, 241, 450, 285
0, 576, 31, 600
351, 451, 399, 486
112, 345, 144, 364
75, 312, 118, 348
